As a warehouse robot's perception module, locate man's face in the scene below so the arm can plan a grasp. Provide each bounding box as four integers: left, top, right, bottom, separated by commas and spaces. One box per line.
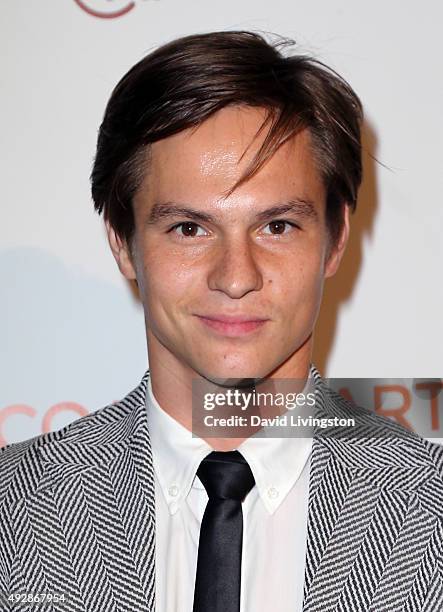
108, 106, 348, 383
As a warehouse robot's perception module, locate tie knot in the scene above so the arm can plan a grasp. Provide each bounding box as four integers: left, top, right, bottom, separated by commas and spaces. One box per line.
197, 451, 255, 501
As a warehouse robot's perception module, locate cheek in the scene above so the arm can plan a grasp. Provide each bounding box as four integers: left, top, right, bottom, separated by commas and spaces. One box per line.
274, 250, 325, 302
136, 246, 202, 310
274, 272, 324, 348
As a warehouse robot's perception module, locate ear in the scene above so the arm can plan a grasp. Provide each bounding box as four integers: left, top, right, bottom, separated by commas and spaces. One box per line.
324, 205, 350, 278
105, 221, 137, 280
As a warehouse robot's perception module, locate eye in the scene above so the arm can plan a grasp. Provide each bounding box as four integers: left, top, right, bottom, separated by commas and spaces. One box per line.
262, 220, 299, 235
168, 222, 208, 238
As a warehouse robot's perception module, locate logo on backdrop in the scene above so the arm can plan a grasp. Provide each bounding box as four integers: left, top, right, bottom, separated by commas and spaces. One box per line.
73, 0, 136, 19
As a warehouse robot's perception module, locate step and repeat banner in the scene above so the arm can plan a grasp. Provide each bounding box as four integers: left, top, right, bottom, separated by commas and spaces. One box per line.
1, 1, 442, 446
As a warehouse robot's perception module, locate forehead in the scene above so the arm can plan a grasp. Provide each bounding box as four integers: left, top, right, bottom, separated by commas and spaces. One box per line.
139, 105, 325, 208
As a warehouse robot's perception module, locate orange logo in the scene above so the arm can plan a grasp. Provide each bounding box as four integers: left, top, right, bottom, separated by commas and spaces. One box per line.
73, 0, 135, 19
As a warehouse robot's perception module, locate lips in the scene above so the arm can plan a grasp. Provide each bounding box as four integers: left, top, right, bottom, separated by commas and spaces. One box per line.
198, 314, 268, 323
195, 314, 269, 337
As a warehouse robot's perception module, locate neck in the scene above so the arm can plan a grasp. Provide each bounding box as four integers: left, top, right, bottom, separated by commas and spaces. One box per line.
146, 333, 313, 451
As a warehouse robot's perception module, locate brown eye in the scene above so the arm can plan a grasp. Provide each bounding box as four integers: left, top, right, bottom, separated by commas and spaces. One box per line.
269, 221, 286, 234
170, 222, 206, 237
264, 220, 297, 235
181, 222, 198, 237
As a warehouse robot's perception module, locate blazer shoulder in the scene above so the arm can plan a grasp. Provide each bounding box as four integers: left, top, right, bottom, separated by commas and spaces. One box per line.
0, 370, 150, 504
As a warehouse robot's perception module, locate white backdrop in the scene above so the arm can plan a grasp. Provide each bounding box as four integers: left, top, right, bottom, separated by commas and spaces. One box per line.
1, 0, 442, 445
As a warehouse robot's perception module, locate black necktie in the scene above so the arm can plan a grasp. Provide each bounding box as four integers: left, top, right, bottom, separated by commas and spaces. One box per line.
193, 451, 255, 612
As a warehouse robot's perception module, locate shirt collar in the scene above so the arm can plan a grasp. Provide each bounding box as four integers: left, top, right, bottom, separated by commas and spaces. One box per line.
238, 431, 312, 515
146, 375, 212, 515
146, 370, 315, 516
237, 374, 314, 514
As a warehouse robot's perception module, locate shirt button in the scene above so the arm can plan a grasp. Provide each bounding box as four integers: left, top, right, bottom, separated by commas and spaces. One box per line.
168, 484, 179, 497
267, 487, 279, 500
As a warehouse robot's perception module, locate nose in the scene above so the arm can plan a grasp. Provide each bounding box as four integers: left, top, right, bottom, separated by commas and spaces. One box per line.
207, 236, 263, 298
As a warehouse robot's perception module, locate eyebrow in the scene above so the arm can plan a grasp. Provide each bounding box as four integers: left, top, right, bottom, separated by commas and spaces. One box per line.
146, 199, 318, 225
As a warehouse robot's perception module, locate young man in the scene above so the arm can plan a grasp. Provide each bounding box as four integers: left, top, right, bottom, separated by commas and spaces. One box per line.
1, 31, 443, 612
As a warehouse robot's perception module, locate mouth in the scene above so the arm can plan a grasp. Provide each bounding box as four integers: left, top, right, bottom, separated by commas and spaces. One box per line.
194, 314, 269, 337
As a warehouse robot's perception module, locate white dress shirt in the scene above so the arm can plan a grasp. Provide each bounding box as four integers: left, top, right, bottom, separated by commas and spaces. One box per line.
146, 376, 313, 612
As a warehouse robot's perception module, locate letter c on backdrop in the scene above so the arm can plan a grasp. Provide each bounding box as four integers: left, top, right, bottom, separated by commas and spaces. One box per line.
0, 404, 36, 447
42, 402, 89, 434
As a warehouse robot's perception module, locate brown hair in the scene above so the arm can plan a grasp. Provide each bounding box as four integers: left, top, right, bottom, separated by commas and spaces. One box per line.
91, 31, 363, 245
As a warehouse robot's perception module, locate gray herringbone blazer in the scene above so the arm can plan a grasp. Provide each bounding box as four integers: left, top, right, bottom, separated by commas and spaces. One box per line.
1, 369, 443, 611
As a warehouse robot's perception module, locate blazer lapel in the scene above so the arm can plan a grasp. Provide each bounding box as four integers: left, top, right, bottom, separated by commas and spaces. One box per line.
303, 372, 443, 611
9, 373, 156, 612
